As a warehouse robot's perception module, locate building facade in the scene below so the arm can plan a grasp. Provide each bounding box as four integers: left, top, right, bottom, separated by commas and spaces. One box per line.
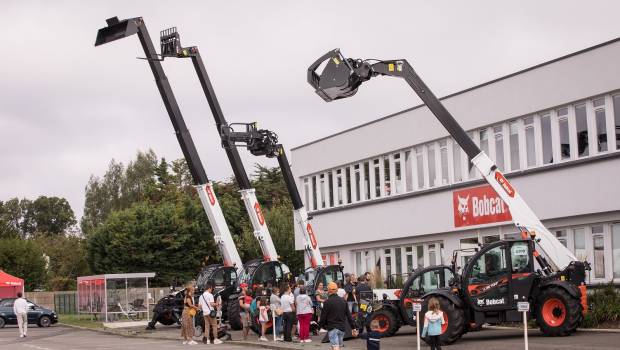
291, 38, 620, 286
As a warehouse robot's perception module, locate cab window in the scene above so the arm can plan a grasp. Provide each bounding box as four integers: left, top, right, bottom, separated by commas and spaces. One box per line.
469, 245, 507, 284
510, 242, 531, 273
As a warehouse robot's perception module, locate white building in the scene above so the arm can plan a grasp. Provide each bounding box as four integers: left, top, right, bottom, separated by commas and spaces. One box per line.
291, 38, 620, 286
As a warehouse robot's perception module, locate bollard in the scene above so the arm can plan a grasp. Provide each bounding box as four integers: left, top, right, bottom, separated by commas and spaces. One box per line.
413, 302, 422, 350
517, 302, 530, 350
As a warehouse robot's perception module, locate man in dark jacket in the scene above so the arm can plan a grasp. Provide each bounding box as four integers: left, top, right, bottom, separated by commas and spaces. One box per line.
355, 276, 372, 333
319, 282, 358, 350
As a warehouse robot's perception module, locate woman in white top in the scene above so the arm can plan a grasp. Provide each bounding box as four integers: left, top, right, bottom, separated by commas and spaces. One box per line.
280, 284, 296, 342
295, 286, 313, 343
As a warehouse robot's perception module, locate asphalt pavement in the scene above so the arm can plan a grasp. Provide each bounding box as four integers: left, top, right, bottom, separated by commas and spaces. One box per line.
1, 324, 619, 350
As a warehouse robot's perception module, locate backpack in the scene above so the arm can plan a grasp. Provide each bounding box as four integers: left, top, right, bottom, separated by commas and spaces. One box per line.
250, 298, 258, 316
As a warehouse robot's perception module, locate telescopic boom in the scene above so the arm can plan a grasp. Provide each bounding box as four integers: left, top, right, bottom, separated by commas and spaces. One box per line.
308, 49, 585, 275
95, 17, 243, 272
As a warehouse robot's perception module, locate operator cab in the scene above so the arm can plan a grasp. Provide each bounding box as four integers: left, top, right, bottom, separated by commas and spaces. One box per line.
238, 259, 291, 295
304, 265, 344, 297
399, 266, 454, 326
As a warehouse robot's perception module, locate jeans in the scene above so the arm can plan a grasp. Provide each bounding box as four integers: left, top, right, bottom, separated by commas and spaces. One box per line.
274, 316, 283, 337
347, 301, 358, 313
328, 328, 345, 347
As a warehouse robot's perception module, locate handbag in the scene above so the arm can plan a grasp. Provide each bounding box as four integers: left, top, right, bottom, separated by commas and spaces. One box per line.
209, 310, 217, 318
188, 307, 197, 317
202, 294, 217, 318
275, 307, 284, 316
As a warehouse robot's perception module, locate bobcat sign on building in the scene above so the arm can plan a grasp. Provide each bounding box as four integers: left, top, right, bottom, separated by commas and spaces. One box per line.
291, 38, 620, 285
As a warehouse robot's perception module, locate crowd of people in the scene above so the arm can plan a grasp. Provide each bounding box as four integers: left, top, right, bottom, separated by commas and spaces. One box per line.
177, 270, 445, 349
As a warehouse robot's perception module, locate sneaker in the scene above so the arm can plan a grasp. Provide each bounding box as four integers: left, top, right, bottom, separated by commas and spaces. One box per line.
19, 335, 24, 338
277, 336, 284, 341
188, 340, 198, 345
304, 339, 312, 343
213, 339, 223, 344
202, 338, 210, 344
182, 341, 188, 344
319, 328, 327, 333
259, 336, 268, 341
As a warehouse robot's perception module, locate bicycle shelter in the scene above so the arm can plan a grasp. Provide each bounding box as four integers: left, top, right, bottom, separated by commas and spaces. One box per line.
77, 272, 155, 323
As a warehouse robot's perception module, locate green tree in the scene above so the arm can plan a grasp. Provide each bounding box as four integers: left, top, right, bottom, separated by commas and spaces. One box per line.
21, 196, 77, 237
35, 235, 90, 290
0, 238, 47, 291
0, 199, 22, 239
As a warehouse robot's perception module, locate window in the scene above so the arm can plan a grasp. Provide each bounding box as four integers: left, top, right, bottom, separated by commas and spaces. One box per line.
303, 178, 310, 209
510, 242, 531, 273
345, 167, 352, 204
575, 103, 589, 157
328, 171, 334, 207
494, 125, 505, 171
429, 244, 437, 266
405, 150, 413, 191
439, 140, 449, 185
427, 143, 436, 187
541, 114, 553, 164
469, 245, 507, 284
453, 142, 463, 182
479, 128, 489, 154
558, 108, 570, 160
394, 154, 402, 194
383, 156, 391, 196
416, 147, 424, 189
593, 98, 608, 152
509, 121, 520, 170
363, 161, 370, 200
460, 237, 479, 266
406, 247, 414, 272
612, 224, 620, 278
385, 249, 392, 277
468, 131, 477, 178
354, 165, 361, 201
483, 235, 500, 244
312, 176, 317, 210
395, 247, 402, 275
374, 159, 380, 197
614, 95, 620, 150
336, 170, 342, 205
319, 174, 325, 208
593, 226, 605, 279
574, 228, 586, 262
524, 117, 536, 167
356, 251, 362, 275
417, 245, 425, 268
555, 230, 567, 247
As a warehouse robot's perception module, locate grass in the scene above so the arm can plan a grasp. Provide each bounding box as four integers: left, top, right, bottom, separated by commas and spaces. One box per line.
58, 314, 105, 330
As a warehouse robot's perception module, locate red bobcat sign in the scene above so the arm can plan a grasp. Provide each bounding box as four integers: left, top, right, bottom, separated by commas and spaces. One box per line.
453, 185, 512, 227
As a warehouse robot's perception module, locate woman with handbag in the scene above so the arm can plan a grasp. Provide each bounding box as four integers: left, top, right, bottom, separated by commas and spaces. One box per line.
421, 297, 445, 350
181, 285, 199, 345
270, 285, 284, 341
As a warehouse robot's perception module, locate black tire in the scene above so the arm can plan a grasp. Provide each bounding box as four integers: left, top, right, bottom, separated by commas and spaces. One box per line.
367, 309, 400, 337
227, 294, 243, 331
0, 317, 5, 328
421, 295, 465, 345
535, 287, 582, 337
38, 315, 52, 328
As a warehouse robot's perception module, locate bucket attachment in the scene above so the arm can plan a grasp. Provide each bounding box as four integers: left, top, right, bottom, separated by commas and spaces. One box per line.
95, 16, 141, 46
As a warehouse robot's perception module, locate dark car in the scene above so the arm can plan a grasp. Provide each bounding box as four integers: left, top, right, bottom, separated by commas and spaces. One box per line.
0, 298, 58, 328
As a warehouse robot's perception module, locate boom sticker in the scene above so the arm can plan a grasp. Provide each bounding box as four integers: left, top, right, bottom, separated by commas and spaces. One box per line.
205, 185, 216, 206
254, 202, 265, 225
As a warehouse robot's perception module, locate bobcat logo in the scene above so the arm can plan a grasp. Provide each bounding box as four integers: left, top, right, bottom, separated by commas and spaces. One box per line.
457, 195, 469, 220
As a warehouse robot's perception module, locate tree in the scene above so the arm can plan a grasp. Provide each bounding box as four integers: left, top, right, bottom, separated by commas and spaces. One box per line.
35, 235, 90, 290
0, 199, 22, 239
0, 238, 47, 291
21, 196, 77, 237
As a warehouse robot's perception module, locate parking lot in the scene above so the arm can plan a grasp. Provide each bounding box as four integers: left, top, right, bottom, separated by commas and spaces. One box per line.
1, 324, 619, 350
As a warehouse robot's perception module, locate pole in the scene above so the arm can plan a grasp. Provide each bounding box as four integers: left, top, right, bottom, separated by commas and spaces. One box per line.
272, 308, 277, 342
416, 310, 420, 350
523, 310, 528, 350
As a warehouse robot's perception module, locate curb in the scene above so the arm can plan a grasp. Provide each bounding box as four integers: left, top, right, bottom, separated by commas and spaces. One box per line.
58, 323, 314, 349
484, 325, 620, 333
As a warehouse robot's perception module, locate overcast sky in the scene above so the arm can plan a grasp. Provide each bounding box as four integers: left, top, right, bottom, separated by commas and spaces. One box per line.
1, 0, 619, 221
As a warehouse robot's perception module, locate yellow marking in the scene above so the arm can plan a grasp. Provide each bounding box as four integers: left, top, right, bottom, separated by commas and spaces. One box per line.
388, 63, 395, 72
332, 57, 340, 65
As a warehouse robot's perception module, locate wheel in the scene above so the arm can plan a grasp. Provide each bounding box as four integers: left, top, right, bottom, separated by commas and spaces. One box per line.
227, 294, 243, 331
367, 309, 400, 337
38, 315, 52, 328
0, 317, 5, 328
421, 295, 465, 345
535, 286, 582, 336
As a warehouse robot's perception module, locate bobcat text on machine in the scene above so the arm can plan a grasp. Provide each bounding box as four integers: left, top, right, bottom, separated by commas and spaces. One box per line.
154, 27, 293, 332
307, 49, 590, 344
95, 17, 244, 332
218, 122, 345, 294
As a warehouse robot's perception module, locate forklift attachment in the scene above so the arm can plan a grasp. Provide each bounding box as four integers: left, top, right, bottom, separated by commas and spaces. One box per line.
95, 17, 140, 46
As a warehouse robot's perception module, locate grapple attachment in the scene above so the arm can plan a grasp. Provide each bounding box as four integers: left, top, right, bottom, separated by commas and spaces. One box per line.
95, 17, 141, 46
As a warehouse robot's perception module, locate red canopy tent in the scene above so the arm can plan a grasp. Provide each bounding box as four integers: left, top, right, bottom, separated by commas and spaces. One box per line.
0, 270, 24, 298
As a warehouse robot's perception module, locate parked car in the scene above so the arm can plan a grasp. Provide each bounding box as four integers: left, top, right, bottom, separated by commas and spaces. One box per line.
0, 298, 58, 328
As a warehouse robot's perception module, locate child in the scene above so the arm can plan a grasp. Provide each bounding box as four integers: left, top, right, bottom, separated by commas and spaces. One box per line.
422, 297, 445, 350
360, 319, 382, 350
258, 296, 270, 341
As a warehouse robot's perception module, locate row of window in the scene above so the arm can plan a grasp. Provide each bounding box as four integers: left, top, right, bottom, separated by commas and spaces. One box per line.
347, 221, 620, 285
302, 93, 620, 212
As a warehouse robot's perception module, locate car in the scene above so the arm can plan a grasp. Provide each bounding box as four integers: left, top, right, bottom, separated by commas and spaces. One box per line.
0, 298, 58, 328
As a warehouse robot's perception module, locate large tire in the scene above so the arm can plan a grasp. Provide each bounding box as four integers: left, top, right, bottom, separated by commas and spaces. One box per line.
0, 317, 5, 328
535, 287, 582, 336
367, 309, 400, 337
421, 295, 465, 345
227, 294, 243, 331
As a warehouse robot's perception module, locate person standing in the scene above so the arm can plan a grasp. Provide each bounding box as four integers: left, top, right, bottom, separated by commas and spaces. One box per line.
295, 286, 313, 343
319, 282, 358, 350
422, 297, 445, 350
314, 282, 328, 333
270, 285, 283, 341
199, 282, 221, 345
238, 283, 252, 340
180, 286, 199, 345
355, 276, 372, 334
344, 273, 358, 314
13, 292, 28, 338
280, 284, 296, 342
